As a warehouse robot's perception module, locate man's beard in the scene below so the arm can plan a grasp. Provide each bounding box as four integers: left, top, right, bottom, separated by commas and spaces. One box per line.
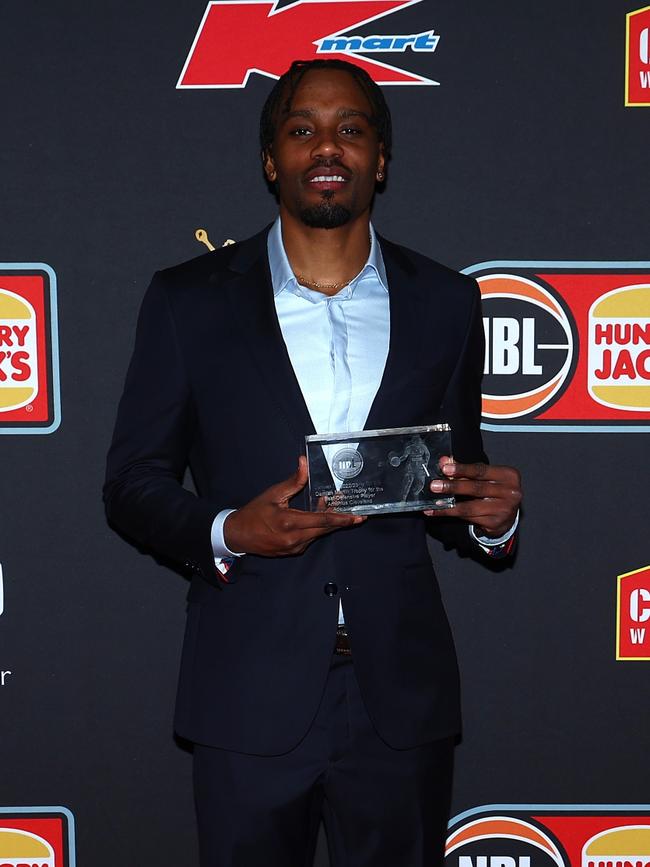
299, 191, 351, 229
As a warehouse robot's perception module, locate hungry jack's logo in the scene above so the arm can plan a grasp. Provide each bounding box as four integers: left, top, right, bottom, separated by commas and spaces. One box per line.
463, 262, 650, 431
0, 265, 60, 434
177, 0, 441, 88
0, 807, 76, 867
626, 6, 650, 107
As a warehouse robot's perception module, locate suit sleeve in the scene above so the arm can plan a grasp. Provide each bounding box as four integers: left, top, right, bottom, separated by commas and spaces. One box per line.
103, 273, 219, 579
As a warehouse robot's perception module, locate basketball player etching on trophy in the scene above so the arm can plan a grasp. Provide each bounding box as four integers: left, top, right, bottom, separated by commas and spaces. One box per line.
305, 424, 455, 515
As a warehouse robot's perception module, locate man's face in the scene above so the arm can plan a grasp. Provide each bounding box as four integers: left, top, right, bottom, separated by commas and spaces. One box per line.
264, 69, 385, 229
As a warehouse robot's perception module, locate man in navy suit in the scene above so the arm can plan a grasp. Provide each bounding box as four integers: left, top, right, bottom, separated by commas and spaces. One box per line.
105, 59, 521, 867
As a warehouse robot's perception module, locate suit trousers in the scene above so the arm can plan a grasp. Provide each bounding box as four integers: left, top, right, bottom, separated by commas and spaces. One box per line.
193, 653, 454, 867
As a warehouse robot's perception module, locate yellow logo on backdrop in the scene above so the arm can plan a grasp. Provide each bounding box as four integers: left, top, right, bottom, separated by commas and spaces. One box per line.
0, 827, 55, 866
582, 825, 650, 866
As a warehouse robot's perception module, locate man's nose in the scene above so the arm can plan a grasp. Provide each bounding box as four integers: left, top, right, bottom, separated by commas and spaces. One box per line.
310, 129, 343, 160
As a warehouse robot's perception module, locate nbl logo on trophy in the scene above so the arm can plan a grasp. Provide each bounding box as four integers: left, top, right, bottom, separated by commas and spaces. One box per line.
0, 264, 60, 434
463, 262, 650, 431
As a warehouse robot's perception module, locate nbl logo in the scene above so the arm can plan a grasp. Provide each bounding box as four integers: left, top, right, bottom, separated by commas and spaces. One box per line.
463, 261, 650, 431
478, 274, 575, 422
0, 265, 60, 434
446, 815, 567, 866
446, 806, 650, 867
332, 447, 364, 480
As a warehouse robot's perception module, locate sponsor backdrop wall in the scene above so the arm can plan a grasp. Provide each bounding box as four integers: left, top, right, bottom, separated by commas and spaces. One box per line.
1, 2, 649, 865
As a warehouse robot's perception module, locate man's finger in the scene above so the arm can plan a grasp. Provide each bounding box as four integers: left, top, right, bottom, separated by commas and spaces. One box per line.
430, 478, 506, 498
425, 499, 507, 522
272, 508, 366, 553
440, 461, 520, 484
282, 507, 365, 531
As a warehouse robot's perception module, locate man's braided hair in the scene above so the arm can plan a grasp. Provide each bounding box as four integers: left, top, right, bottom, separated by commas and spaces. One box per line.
259, 59, 392, 162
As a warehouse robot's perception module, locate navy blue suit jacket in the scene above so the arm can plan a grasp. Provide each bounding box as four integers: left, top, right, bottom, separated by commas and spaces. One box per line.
104, 227, 487, 755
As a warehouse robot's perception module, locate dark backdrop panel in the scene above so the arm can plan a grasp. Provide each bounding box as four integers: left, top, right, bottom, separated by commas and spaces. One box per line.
1, 2, 648, 865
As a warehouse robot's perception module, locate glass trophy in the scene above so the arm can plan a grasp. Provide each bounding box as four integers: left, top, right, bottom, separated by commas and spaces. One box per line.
305, 424, 454, 515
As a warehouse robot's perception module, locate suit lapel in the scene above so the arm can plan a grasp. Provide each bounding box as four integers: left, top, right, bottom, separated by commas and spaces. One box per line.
220, 232, 316, 445
364, 237, 421, 431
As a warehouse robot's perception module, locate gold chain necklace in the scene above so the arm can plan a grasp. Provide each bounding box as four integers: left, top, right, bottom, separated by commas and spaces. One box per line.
294, 233, 372, 291
295, 273, 350, 291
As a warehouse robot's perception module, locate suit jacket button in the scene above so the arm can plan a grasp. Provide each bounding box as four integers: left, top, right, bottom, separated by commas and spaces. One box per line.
323, 582, 338, 597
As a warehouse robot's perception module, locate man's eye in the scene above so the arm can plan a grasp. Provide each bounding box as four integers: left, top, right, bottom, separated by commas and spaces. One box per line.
340, 127, 362, 135
290, 127, 312, 136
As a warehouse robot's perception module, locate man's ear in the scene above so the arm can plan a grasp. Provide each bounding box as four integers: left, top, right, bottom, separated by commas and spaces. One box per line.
376, 143, 386, 181
263, 149, 277, 183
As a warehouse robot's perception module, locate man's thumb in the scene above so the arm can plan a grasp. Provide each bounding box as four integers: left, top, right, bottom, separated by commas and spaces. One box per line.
276, 456, 308, 503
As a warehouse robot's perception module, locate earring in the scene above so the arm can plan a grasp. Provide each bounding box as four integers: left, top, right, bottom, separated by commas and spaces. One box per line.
377, 171, 384, 181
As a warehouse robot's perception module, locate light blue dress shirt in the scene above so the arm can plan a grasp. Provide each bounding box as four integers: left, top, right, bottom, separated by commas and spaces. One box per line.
271, 219, 391, 482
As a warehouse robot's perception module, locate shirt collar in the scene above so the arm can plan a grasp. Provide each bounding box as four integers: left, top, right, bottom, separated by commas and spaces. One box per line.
267, 217, 388, 300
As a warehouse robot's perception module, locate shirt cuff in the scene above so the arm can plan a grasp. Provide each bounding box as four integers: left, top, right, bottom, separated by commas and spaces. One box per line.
469, 510, 519, 554
211, 509, 246, 560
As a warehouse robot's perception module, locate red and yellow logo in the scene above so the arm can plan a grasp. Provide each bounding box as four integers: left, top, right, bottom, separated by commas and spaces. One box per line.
0, 827, 54, 866
464, 262, 650, 431
177, 0, 440, 88
0, 808, 75, 867
583, 825, 650, 866
447, 807, 650, 867
617, 564, 650, 661
0, 266, 60, 434
626, 6, 650, 107
588, 284, 650, 410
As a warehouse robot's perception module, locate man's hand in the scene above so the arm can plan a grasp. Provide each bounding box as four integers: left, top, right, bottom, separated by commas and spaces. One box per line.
224, 456, 365, 556
424, 457, 522, 539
